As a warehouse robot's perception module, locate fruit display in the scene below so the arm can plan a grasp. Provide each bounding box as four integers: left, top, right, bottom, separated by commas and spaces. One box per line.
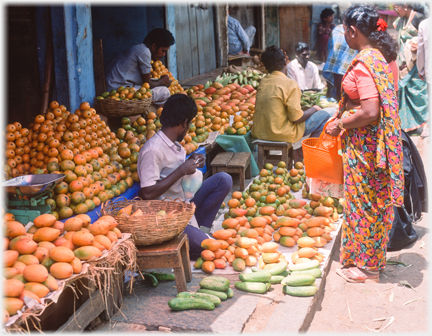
3, 212, 123, 322
3, 101, 141, 219
150, 60, 185, 95
211, 66, 267, 89
95, 83, 153, 101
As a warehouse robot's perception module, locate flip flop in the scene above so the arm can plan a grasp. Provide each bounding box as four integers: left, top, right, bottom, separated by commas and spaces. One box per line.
336, 267, 380, 283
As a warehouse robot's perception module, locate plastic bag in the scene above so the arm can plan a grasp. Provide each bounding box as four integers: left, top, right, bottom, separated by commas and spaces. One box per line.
181, 169, 203, 200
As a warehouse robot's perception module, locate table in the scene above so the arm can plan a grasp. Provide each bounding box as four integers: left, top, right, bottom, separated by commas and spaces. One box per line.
215, 131, 259, 176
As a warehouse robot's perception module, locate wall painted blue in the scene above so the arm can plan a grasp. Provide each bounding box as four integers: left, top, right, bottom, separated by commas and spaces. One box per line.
165, 4, 177, 80
91, 6, 165, 69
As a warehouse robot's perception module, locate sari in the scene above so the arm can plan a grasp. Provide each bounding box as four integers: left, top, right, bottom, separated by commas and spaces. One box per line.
394, 13, 429, 131
338, 49, 404, 271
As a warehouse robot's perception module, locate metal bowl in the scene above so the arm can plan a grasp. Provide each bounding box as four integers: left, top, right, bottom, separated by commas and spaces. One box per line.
1, 174, 65, 196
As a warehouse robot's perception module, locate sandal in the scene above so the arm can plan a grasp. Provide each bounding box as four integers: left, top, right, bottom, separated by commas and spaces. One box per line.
336, 267, 380, 283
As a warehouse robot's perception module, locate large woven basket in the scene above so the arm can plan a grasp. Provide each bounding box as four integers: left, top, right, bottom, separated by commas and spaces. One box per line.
94, 97, 152, 118
100, 197, 195, 246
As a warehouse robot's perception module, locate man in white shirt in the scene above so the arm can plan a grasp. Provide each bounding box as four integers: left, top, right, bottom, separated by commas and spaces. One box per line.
105, 28, 175, 105
417, 18, 430, 138
285, 42, 326, 91
137, 94, 232, 259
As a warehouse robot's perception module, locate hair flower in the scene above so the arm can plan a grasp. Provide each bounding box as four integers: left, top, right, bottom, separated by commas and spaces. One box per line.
377, 18, 388, 31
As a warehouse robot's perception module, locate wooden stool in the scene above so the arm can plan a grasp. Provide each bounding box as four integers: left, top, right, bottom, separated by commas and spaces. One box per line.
136, 233, 192, 293
210, 152, 251, 191
255, 141, 293, 170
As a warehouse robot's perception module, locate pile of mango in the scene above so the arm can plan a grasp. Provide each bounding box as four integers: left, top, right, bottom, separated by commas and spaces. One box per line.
151, 60, 184, 95
3, 212, 122, 323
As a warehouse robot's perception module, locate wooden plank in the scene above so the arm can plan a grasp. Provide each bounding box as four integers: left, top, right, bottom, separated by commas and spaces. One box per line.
175, 5, 192, 81
195, 8, 206, 75
227, 152, 250, 168
93, 38, 106, 96
211, 152, 234, 167
188, 4, 199, 78
56, 290, 105, 333
201, 5, 217, 73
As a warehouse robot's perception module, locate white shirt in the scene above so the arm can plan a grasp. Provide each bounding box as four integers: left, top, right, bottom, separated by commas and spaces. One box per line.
285, 58, 325, 91
105, 44, 152, 91
417, 18, 431, 84
137, 130, 186, 201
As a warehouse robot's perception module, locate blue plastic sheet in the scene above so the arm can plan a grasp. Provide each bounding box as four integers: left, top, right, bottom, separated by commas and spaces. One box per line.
59, 183, 141, 223
186, 146, 207, 174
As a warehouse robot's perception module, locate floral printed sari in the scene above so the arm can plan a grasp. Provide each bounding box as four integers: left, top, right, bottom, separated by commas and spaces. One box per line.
338, 49, 404, 271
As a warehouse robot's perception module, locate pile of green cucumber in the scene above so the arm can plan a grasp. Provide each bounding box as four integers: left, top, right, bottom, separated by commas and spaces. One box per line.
168, 276, 233, 311
281, 259, 322, 297
204, 69, 266, 89
300, 89, 327, 108
143, 271, 175, 287
235, 260, 288, 294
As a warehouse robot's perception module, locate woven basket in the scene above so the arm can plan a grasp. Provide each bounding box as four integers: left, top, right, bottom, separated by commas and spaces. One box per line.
94, 97, 152, 118
100, 197, 195, 246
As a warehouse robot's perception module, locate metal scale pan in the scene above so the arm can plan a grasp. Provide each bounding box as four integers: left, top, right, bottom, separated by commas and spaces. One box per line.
2, 174, 65, 197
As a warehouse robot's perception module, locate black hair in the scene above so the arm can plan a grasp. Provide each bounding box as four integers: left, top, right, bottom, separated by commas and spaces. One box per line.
261, 45, 286, 73
160, 94, 197, 128
295, 42, 310, 55
343, 4, 398, 63
320, 8, 335, 22
143, 28, 175, 49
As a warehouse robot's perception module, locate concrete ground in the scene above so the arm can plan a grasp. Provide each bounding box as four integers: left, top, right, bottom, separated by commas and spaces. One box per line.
92, 135, 430, 335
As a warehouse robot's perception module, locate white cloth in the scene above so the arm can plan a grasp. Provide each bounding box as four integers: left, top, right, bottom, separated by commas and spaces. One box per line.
285, 59, 326, 91
105, 43, 152, 91
137, 130, 199, 228
417, 18, 431, 84
151, 86, 171, 105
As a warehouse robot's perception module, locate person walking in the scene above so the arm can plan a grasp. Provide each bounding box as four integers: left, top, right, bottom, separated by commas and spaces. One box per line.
316, 8, 336, 62
325, 4, 404, 283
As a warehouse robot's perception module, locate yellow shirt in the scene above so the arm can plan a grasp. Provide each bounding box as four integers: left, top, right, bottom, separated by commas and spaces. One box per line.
251, 71, 305, 143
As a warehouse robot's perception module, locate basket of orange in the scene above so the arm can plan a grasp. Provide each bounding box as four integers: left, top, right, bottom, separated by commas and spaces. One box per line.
100, 196, 195, 246
94, 84, 153, 118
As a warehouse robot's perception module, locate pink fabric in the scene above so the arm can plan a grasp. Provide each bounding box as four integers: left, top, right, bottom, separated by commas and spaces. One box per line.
342, 60, 399, 100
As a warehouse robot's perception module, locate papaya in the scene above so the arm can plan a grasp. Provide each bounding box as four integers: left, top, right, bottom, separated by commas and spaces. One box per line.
240, 229, 259, 239
89, 220, 111, 236
98, 216, 118, 230
230, 208, 248, 218
213, 258, 226, 269
232, 257, 246, 271
313, 206, 333, 217
259, 242, 279, 253
94, 235, 112, 250
235, 237, 257, 249
201, 239, 221, 252
234, 247, 249, 259
279, 236, 296, 247
222, 218, 239, 229
297, 236, 316, 248
289, 199, 307, 208
212, 229, 233, 240
249, 217, 267, 228
49, 262, 73, 279
305, 217, 327, 228
244, 255, 257, 266
277, 217, 300, 227
74, 246, 103, 260
259, 206, 275, 216
50, 246, 75, 262
33, 227, 61, 242
273, 231, 281, 242
261, 252, 281, 264
106, 231, 119, 243
24, 282, 50, 298
201, 261, 215, 273
117, 204, 132, 216
306, 227, 325, 237
278, 227, 297, 236
297, 247, 318, 259
284, 209, 301, 218
201, 249, 215, 261
33, 214, 57, 228
193, 257, 204, 269
312, 236, 328, 247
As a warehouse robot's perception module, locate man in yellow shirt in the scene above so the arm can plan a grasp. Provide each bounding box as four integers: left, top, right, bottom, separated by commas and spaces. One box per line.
252, 45, 335, 163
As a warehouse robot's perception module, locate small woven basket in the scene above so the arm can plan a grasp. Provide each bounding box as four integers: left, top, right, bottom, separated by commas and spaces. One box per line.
100, 197, 195, 246
94, 98, 152, 118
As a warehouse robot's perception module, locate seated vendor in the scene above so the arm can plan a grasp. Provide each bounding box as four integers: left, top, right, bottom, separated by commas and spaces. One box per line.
105, 28, 175, 106
285, 42, 326, 91
137, 94, 232, 260
252, 45, 335, 163
228, 5, 256, 56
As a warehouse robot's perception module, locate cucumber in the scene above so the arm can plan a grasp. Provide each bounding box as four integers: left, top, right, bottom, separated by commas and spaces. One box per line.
290, 267, 322, 278
289, 260, 320, 272
197, 288, 228, 301
225, 288, 234, 298
143, 273, 158, 287
269, 275, 285, 284
239, 271, 271, 283
150, 272, 175, 281
235, 281, 270, 294
266, 260, 288, 276
283, 285, 317, 297
177, 291, 221, 306
282, 274, 316, 287
199, 276, 230, 292
279, 269, 289, 277
168, 297, 215, 311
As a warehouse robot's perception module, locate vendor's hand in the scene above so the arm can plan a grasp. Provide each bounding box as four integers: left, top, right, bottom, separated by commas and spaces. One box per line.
189, 153, 205, 168
325, 118, 342, 137
410, 43, 418, 52
179, 159, 197, 175
160, 75, 172, 87
419, 73, 426, 81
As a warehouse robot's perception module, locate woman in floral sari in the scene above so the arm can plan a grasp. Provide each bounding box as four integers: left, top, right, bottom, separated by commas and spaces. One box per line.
393, 3, 428, 132
326, 4, 404, 283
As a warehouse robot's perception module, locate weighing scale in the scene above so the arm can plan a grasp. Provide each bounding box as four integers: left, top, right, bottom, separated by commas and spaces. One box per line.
2, 174, 65, 224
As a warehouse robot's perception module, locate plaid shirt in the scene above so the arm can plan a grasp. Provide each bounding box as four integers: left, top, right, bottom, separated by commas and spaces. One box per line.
322, 25, 358, 85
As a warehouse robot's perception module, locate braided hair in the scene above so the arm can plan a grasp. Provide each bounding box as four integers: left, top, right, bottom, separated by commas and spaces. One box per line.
342, 4, 398, 63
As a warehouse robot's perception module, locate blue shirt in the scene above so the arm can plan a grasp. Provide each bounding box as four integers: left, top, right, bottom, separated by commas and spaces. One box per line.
228, 15, 250, 55
105, 44, 152, 91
